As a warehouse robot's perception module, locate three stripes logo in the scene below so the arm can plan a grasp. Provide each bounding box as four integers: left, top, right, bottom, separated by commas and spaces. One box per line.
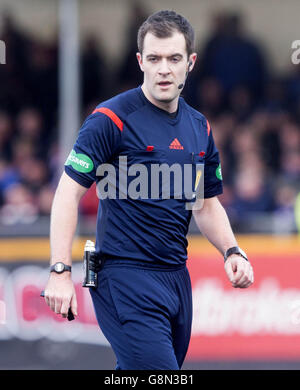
169, 138, 184, 150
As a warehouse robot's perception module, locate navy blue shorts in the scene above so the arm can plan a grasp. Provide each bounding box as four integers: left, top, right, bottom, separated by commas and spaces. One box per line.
89, 261, 193, 370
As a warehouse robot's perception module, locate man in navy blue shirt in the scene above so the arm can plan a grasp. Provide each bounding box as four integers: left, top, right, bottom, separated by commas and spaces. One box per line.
44, 10, 253, 369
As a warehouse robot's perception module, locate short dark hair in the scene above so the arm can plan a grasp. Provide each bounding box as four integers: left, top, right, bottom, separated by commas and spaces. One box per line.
137, 10, 195, 57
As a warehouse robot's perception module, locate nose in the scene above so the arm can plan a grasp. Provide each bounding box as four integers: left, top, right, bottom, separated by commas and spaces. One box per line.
158, 59, 170, 75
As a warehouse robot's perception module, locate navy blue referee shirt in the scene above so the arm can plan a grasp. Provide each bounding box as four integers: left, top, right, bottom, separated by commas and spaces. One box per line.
65, 86, 223, 266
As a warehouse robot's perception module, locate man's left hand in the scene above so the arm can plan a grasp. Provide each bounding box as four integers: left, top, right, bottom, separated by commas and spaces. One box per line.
224, 255, 254, 288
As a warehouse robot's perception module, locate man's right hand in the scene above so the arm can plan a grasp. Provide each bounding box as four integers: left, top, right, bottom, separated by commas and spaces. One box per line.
43, 273, 78, 319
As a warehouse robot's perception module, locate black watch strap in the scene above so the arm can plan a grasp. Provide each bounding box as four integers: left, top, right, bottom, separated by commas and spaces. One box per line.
224, 246, 248, 263
50, 262, 72, 274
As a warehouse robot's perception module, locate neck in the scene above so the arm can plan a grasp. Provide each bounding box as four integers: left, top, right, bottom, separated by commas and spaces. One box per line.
141, 84, 179, 113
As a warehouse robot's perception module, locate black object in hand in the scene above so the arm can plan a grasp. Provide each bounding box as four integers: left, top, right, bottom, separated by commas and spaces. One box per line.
40, 290, 75, 321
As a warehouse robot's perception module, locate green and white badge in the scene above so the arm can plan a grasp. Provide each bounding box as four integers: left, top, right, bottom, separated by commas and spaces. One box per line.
65, 150, 94, 173
216, 163, 222, 180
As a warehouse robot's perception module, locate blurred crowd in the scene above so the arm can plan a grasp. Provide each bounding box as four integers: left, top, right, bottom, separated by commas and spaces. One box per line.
0, 7, 299, 232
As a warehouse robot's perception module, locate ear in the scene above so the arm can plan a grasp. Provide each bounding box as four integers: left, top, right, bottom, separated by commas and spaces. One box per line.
136, 52, 144, 72
187, 53, 197, 72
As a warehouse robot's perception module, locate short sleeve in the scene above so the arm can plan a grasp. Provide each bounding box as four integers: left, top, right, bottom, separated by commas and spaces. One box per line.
204, 123, 223, 198
64, 112, 122, 188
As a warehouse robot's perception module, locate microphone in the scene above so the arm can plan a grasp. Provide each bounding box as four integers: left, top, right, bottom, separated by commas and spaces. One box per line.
178, 70, 188, 89
178, 61, 192, 90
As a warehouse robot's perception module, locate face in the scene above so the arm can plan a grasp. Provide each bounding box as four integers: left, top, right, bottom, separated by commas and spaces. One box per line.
137, 31, 197, 112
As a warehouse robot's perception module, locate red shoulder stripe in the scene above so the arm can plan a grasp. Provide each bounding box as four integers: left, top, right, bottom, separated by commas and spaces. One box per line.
92, 107, 123, 132
206, 119, 211, 137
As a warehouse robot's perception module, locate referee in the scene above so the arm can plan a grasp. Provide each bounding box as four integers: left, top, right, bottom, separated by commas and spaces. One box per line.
43, 10, 254, 369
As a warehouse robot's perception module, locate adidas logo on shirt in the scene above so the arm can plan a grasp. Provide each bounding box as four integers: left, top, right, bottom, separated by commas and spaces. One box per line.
169, 138, 184, 150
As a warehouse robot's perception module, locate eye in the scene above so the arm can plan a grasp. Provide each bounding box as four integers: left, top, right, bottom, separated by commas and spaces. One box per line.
148, 57, 158, 62
171, 56, 181, 63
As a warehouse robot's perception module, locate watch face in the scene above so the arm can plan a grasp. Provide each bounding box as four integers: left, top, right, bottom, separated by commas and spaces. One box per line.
54, 262, 64, 273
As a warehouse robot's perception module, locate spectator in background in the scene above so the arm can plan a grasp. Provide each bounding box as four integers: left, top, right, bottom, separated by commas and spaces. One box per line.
280, 151, 300, 181
278, 120, 300, 181
182, 12, 227, 107
116, 1, 148, 91
228, 84, 254, 122
11, 138, 35, 169
0, 158, 20, 205
229, 162, 276, 220
195, 77, 225, 118
26, 40, 58, 128
293, 99, 300, 124
230, 124, 260, 171
286, 63, 300, 119
18, 157, 49, 194
279, 121, 300, 156
206, 113, 237, 189
81, 35, 108, 106
220, 124, 276, 222
0, 12, 32, 114
0, 183, 38, 225
256, 109, 283, 174
0, 110, 13, 160
0, 102, 55, 220
262, 78, 287, 112
199, 12, 267, 99
14, 107, 50, 159
272, 182, 298, 233
0, 11, 58, 125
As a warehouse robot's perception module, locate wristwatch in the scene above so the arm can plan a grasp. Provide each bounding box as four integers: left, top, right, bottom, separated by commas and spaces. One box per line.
224, 246, 248, 263
50, 262, 72, 274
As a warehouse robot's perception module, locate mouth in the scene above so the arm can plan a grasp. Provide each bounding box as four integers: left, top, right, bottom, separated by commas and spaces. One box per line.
157, 81, 172, 88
